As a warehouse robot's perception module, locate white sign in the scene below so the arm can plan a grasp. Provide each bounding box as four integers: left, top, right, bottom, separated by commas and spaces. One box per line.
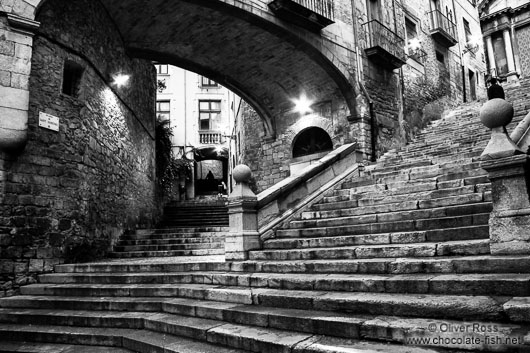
38, 112, 60, 132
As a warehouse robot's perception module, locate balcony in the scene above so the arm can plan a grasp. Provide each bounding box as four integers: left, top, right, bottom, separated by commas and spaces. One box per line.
429, 10, 457, 47
199, 130, 223, 145
361, 20, 406, 70
268, 0, 334, 32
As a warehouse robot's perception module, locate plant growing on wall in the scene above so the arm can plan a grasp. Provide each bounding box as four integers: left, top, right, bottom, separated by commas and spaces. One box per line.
155, 117, 193, 194
402, 74, 449, 141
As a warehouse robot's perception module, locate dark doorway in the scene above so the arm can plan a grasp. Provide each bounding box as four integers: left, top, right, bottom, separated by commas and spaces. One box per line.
292, 127, 333, 158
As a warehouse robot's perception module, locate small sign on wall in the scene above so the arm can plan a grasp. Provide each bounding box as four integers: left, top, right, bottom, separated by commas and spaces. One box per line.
38, 112, 60, 132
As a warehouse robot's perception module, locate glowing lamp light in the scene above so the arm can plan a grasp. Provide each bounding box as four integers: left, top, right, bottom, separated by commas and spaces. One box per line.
292, 94, 313, 115
112, 73, 130, 87
408, 37, 421, 52
467, 34, 482, 48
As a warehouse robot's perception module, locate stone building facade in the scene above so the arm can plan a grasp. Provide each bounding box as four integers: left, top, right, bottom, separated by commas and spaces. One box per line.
479, 0, 530, 82
0, 0, 157, 296
236, 0, 486, 192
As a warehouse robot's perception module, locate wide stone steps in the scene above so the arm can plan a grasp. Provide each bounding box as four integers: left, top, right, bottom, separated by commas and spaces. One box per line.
9, 283, 516, 321
49, 255, 530, 275
117, 236, 224, 246
0, 341, 135, 353
113, 242, 224, 252
108, 248, 224, 258
275, 213, 489, 239
33, 271, 530, 296
0, 323, 467, 353
0, 304, 528, 352
250, 239, 490, 261
0, 324, 250, 353
266, 226, 488, 250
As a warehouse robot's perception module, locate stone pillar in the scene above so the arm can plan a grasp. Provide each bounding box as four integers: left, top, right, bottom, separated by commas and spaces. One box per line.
486, 35, 497, 75
226, 164, 260, 261
503, 28, 518, 82
0, 13, 39, 154
480, 99, 530, 255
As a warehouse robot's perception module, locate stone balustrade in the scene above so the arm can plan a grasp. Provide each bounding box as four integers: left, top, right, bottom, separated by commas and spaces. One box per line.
480, 98, 530, 255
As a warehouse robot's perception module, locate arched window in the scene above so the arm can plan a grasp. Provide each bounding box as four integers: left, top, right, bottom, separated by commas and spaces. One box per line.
292, 127, 333, 158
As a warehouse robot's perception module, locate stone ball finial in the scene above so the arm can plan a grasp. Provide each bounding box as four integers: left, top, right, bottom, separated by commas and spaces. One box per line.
480, 98, 514, 129
233, 164, 252, 183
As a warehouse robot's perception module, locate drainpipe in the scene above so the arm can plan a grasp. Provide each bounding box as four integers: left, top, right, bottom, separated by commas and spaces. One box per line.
360, 83, 377, 162
351, 0, 376, 161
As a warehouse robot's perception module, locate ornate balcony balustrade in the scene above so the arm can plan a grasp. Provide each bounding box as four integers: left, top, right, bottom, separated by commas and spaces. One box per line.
361, 19, 406, 70
199, 131, 223, 145
268, 0, 334, 32
429, 10, 458, 47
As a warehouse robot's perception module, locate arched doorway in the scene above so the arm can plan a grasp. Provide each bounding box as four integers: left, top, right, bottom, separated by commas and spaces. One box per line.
194, 146, 229, 197
292, 127, 333, 158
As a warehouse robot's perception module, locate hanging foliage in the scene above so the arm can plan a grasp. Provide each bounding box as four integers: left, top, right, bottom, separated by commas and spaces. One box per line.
155, 117, 193, 194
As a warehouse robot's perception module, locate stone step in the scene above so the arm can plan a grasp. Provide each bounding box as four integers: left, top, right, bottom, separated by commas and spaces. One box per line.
113, 242, 224, 252
108, 248, 224, 258
267, 226, 488, 250
35, 271, 530, 296
0, 341, 135, 353
125, 232, 228, 240
0, 324, 250, 353
297, 200, 491, 228
0, 305, 527, 351
53, 254, 530, 275
52, 254, 530, 275
135, 226, 228, 234
6, 283, 516, 320
276, 214, 489, 238
117, 236, 224, 246
249, 239, 490, 261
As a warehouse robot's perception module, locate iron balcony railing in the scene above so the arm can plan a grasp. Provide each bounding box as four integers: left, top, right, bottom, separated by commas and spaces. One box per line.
290, 0, 334, 21
407, 47, 428, 64
361, 19, 406, 62
428, 9, 457, 44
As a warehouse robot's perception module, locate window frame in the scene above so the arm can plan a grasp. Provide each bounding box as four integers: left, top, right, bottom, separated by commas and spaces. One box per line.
155, 64, 169, 75
198, 100, 221, 131
201, 76, 218, 88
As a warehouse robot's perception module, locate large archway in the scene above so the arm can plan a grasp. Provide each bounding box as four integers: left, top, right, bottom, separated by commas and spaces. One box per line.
29, 0, 358, 139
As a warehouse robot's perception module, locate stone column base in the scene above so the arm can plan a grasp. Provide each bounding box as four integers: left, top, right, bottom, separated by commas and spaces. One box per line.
224, 231, 261, 261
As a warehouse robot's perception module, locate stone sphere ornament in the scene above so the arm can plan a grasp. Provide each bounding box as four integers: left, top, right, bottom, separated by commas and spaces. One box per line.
480, 98, 514, 129
233, 164, 252, 183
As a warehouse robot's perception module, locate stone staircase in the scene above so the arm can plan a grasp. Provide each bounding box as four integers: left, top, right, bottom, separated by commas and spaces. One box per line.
3, 102, 530, 352
109, 200, 228, 258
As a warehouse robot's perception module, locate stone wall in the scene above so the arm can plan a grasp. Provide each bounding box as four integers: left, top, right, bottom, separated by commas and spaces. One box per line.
0, 0, 158, 296
238, 96, 355, 193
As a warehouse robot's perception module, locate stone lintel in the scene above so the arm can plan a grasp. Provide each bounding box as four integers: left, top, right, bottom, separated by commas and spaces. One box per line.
6, 13, 40, 35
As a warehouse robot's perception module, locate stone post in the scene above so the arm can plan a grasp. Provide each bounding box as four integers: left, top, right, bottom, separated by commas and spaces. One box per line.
226, 164, 260, 261
480, 99, 530, 255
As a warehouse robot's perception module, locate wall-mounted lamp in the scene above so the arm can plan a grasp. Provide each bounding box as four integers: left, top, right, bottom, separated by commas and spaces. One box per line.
463, 34, 482, 55
291, 94, 313, 115
112, 73, 130, 87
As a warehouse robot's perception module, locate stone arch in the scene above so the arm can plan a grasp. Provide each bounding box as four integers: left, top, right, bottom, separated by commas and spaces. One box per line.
21, 0, 358, 140
291, 127, 333, 158
285, 115, 334, 149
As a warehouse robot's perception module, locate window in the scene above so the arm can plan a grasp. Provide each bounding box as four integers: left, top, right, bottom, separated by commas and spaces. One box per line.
199, 100, 221, 130
201, 76, 218, 87
367, 0, 381, 22
62, 60, 84, 97
405, 18, 417, 42
156, 100, 170, 120
463, 18, 471, 43
155, 64, 169, 75
436, 50, 445, 63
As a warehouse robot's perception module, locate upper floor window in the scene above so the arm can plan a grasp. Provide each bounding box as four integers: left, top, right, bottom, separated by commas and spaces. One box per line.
199, 100, 221, 130
155, 64, 169, 75
463, 18, 471, 42
201, 76, 218, 87
156, 100, 170, 120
